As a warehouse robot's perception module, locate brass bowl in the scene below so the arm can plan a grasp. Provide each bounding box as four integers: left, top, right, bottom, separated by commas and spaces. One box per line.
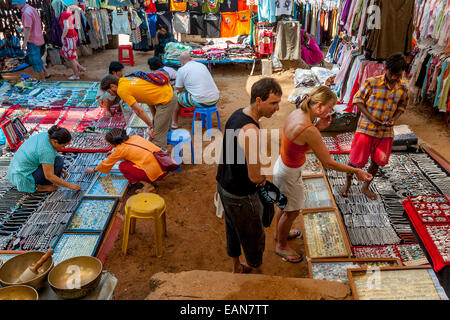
48, 256, 103, 299
0, 251, 54, 290
0, 285, 39, 300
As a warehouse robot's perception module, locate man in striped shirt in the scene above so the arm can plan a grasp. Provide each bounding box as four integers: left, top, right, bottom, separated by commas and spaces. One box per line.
340, 53, 409, 200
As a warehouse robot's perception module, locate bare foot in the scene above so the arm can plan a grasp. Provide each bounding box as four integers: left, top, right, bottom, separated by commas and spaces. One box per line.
275, 244, 302, 263
232, 264, 252, 273
138, 181, 156, 193
361, 186, 378, 200
37, 185, 59, 192
340, 182, 351, 197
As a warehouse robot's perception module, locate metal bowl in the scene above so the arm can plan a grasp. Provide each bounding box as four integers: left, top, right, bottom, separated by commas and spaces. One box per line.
0, 251, 54, 290
48, 256, 102, 299
0, 285, 39, 300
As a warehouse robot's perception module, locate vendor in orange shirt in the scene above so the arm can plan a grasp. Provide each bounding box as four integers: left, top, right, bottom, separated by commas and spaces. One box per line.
85, 128, 167, 193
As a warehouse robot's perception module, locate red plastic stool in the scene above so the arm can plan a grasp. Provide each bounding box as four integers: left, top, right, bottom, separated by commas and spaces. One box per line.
118, 45, 134, 66
180, 107, 195, 117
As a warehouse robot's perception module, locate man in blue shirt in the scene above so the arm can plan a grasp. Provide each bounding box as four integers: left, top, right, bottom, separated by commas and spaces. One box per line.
0, 28, 25, 58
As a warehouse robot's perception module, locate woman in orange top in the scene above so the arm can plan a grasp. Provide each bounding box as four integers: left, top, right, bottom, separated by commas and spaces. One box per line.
85, 128, 167, 192
273, 86, 372, 263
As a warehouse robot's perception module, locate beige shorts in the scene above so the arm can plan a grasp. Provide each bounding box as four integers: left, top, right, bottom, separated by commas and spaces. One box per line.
273, 156, 305, 212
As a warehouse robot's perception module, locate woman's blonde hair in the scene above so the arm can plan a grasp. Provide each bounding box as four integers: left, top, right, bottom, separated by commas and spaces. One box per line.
297, 85, 337, 112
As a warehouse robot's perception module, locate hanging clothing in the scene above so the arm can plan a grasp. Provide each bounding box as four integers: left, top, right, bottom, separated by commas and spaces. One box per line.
156, 11, 174, 34
190, 12, 205, 36
111, 10, 131, 35
170, 0, 187, 11
275, 0, 293, 17
155, 0, 170, 11
221, 12, 239, 38
236, 10, 252, 35
188, 0, 204, 12
258, 0, 276, 23
220, 0, 238, 12
202, 0, 224, 13
173, 12, 190, 34
204, 13, 221, 38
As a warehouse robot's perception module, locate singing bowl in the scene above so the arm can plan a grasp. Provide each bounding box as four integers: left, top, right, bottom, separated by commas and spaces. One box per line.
0, 285, 39, 300
0, 251, 54, 290
48, 256, 102, 299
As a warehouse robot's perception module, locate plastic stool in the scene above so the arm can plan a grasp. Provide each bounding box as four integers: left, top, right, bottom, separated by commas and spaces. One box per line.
167, 129, 194, 167
192, 105, 221, 138
122, 193, 167, 257
118, 45, 134, 66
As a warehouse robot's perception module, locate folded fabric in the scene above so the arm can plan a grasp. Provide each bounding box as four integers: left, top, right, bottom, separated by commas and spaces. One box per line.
125, 71, 169, 85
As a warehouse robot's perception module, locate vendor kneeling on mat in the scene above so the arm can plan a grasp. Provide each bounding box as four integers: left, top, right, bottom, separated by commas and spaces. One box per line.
8, 125, 81, 192
85, 128, 167, 193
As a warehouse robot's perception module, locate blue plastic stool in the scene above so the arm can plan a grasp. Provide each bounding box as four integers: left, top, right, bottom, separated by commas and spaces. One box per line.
191, 105, 222, 138
167, 129, 194, 170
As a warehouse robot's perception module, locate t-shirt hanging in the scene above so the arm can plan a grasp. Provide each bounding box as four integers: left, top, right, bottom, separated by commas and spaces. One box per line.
156, 11, 173, 33
258, 0, 276, 23
111, 11, 131, 35
144, 0, 156, 13
173, 12, 190, 34
237, 10, 251, 35
170, 0, 187, 11
258, 28, 274, 54
147, 13, 158, 38
190, 12, 205, 36
202, 0, 223, 14
275, 0, 293, 16
204, 13, 221, 38
155, 0, 170, 11
220, 0, 238, 12
237, 0, 249, 11
221, 12, 238, 38
188, 0, 203, 12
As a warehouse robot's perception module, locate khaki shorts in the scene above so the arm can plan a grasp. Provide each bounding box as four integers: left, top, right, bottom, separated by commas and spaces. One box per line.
151, 93, 177, 150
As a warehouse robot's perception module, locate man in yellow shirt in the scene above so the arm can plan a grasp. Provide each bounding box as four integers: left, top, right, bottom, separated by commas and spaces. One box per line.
101, 74, 177, 150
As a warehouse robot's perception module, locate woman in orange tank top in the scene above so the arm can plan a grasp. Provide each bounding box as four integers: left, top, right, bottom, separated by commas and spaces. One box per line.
273, 86, 372, 263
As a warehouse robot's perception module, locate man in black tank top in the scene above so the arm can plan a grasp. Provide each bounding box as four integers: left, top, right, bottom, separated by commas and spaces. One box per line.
216, 78, 282, 274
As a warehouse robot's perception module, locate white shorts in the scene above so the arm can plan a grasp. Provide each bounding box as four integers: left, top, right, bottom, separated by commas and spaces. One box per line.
273, 156, 305, 212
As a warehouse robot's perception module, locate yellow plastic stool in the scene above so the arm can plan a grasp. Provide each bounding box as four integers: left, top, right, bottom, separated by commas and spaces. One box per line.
122, 192, 167, 258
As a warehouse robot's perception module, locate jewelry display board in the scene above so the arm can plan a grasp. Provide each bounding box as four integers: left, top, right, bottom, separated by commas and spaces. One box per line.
52, 233, 102, 265
59, 132, 112, 153
85, 171, 129, 199
348, 266, 449, 300
302, 152, 324, 177
299, 210, 351, 259
302, 177, 335, 211
326, 152, 447, 245
403, 195, 450, 272
2, 153, 104, 252
321, 132, 353, 154
352, 244, 429, 266
308, 258, 402, 283
66, 198, 117, 233
0, 119, 21, 150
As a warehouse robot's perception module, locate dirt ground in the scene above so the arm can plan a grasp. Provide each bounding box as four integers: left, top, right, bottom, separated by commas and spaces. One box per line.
4, 47, 449, 299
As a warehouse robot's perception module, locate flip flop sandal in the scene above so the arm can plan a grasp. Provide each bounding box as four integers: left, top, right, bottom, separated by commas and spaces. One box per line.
287, 229, 302, 240
275, 251, 303, 263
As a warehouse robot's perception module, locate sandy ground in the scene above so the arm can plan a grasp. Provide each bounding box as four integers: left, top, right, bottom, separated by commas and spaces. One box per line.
3, 47, 449, 299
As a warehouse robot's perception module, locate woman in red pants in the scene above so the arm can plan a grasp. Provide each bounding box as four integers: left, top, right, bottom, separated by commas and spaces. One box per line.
85, 128, 167, 192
